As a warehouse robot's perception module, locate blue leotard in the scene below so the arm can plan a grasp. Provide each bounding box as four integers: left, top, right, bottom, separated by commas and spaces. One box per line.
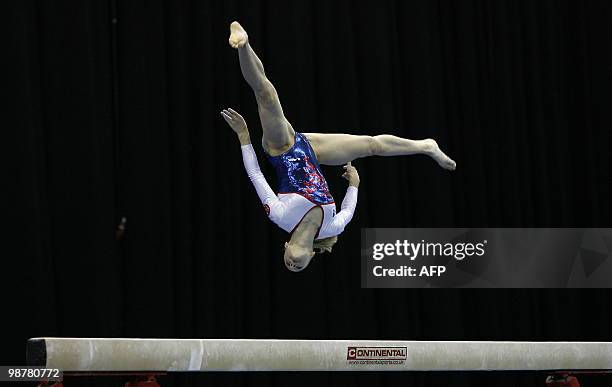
266, 133, 334, 205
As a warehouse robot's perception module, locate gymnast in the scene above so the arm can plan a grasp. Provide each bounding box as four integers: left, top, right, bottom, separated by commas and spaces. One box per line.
222, 22, 456, 272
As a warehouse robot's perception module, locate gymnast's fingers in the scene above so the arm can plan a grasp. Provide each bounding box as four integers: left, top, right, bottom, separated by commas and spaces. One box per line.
225, 111, 237, 121
227, 110, 239, 120
220, 111, 232, 122
228, 108, 241, 118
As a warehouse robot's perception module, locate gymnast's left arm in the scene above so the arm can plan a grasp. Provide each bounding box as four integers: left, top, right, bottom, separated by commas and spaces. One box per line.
221, 108, 285, 221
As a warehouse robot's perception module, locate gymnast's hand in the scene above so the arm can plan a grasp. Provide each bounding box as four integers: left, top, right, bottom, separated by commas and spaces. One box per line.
342, 162, 360, 188
221, 108, 251, 145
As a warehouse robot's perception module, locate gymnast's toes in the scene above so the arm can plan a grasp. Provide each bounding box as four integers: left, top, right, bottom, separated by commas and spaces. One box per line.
439, 154, 456, 171
425, 139, 456, 171
229, 21, 249, 48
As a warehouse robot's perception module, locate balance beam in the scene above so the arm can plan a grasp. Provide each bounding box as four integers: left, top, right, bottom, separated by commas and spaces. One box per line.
27, 338, 612, 372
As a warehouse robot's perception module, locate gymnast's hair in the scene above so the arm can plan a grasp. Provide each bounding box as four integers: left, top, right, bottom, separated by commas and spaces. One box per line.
313, 236, 338, 254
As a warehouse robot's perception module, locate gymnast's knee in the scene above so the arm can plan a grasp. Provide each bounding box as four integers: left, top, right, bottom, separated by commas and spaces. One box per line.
366, 136, 383, 157
255, 80, 278, 106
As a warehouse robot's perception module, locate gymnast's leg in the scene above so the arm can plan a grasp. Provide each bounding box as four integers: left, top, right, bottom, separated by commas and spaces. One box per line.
229, 22, 295, 155
304, 133, 456, 170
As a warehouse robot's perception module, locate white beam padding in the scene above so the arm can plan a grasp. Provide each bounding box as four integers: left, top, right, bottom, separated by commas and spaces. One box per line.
27, 338, 612, 372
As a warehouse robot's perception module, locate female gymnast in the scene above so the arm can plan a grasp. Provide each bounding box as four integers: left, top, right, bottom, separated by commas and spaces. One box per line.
222, 22, 456, 272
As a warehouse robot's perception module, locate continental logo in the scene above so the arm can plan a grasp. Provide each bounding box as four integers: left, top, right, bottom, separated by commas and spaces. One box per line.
346, 346, 407, 365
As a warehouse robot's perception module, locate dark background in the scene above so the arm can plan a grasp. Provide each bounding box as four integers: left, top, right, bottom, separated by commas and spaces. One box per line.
4, 0, 612, 386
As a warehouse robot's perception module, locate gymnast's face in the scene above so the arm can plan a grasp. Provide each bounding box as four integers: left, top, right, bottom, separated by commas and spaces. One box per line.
284, 207, 321, 272
284, 242, 315, 272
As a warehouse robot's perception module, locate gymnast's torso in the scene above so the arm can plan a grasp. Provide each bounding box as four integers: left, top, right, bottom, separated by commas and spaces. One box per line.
265, 133, 339, 238
240, 132, 357, 239
266, 133, 334, 205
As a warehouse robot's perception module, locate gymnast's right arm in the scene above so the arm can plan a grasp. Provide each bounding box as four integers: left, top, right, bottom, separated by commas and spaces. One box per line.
323, 163, 359, 235
220, 108, 284, 220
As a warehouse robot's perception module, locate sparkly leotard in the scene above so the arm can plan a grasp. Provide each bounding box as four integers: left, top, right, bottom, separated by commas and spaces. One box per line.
240, 133, 358, 239
266, 133, 334, 205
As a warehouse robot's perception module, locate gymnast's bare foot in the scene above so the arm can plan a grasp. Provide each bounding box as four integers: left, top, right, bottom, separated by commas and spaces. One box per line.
425, 139, 456, 171
229, 21, 248, 49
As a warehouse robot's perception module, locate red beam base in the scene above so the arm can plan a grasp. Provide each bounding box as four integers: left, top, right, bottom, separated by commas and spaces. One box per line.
125, 375, 161, 387
546, 375, 580, 387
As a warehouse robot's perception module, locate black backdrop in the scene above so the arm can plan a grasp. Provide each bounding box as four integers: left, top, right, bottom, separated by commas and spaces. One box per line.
4, 0, 612, 386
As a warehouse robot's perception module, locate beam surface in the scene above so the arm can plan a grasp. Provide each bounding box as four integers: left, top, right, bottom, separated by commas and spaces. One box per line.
27, 338, 612, 372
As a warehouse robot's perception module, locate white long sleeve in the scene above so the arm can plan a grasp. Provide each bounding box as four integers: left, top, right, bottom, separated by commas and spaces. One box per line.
241, 144, 284, 220
321, 185, 358, 237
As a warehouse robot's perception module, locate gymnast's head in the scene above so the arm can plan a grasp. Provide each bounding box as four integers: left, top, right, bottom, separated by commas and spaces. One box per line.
284, 236, 338, 272
283, 207, 338, 272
